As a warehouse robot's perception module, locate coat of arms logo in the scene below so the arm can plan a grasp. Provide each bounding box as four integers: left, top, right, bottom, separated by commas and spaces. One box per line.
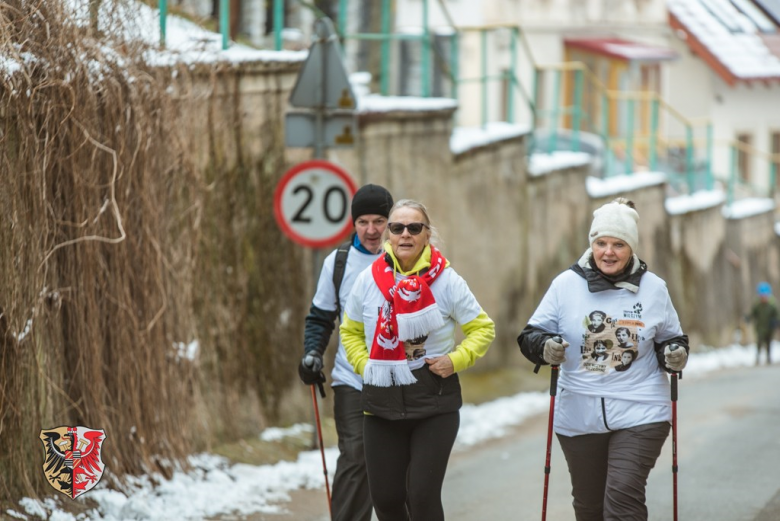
39, 426, 107, 499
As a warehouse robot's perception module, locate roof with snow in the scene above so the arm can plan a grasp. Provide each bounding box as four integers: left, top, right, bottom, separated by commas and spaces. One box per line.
564, 38, 678, 62
668, 0, 780, 84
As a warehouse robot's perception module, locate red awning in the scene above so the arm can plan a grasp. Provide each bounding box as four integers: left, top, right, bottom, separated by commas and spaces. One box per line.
564, 38, 678, 62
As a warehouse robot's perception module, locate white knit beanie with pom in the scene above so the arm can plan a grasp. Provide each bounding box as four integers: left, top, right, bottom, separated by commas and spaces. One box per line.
588, 201, 640, 252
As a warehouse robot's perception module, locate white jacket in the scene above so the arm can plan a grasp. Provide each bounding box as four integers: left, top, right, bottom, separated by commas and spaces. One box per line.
311, 245, 380, 390
528, 268, 684, 436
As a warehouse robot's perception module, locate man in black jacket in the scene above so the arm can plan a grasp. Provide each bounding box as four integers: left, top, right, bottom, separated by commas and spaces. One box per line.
299, 184, 393, 521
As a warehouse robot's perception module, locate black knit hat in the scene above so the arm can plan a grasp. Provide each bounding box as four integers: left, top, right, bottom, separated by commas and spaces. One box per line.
351, 184, 393, 223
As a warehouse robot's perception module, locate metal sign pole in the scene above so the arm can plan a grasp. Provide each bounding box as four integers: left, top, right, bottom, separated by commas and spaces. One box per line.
313, 19, 328, 160
311, 21, 328, 311
286, 20, 359, 458
283, 19, 360, 458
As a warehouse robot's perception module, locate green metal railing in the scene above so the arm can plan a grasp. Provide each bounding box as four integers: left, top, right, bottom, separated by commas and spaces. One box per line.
327, 0, 435, 96
159, 0, 231, 50
155, 0, 778, 202
532, 61, 717, 195
727, 140, 780, 204
159, 0, 167, 47
454, 25, 536, 127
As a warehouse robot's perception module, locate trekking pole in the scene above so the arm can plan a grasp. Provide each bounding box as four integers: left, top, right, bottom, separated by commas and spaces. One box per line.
310, 383, 332, 518
537, 335, 562, 521
671, 369, 680, 521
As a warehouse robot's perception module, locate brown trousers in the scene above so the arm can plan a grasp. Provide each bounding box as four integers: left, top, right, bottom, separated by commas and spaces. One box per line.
557, 421, 670, 521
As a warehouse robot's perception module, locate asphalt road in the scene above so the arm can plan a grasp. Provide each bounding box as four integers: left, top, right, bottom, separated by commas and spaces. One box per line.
250, 363, 780, 520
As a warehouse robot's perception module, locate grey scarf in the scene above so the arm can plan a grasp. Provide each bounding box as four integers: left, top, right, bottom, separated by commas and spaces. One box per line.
570, 248, 647, 293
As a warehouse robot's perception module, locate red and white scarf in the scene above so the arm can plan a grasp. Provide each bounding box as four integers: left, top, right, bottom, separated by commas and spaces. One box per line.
364, 246, 447, 387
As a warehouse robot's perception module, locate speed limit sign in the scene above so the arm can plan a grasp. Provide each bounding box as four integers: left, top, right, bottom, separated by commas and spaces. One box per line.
273, 160, 358, 248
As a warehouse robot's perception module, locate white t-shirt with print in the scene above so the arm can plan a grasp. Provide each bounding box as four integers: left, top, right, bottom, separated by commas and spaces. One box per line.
344, 265, 482, 371
529, 268, 684, 435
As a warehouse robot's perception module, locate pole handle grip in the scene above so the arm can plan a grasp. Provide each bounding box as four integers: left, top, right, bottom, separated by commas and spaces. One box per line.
549, 336, 562, 396
668, 343, 683, 381
671, 372, 678, 401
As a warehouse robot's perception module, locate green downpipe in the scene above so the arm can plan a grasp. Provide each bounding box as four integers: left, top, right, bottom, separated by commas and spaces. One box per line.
625, 98, 634, 175
451, 31, 459, 102
481, 29, 488, 127
160, 0, 167, 48
508, 28, 517, 123
338, 0, 348, 43
548, 70, 561, 153
770, 161, 777, 197
572, 69, 583, 152
274, 0, 283, 50
706, 123, 713, 190
686, 125, 694, 192
380, 0, 391, 95
602, 92, 612, 176
729, 145, 737, 205
531, 67, 540, 153
649, 98, 659, 172
422, 0, 430, 97
220, 0, 229, 49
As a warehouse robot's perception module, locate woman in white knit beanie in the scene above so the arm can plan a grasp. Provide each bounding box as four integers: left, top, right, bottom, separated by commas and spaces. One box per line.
518, 197, 689, 520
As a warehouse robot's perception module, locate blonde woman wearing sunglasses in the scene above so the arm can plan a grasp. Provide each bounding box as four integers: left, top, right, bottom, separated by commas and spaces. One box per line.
340, 199, 495, 521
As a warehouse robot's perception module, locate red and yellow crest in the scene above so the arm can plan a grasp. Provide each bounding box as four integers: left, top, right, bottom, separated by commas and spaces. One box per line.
39, 426, 107, 499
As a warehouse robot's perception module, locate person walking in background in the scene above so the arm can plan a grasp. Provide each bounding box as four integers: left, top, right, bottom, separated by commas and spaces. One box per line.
748, 281, 778, 366
340, 199, 495, 521
298, 184, 393, 521
517, 198, 689, 521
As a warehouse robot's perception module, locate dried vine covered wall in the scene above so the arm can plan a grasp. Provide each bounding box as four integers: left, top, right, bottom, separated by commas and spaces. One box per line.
0, 0, 307, 501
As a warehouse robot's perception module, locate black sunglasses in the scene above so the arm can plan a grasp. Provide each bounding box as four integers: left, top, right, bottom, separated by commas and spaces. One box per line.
387, 222, 430, 235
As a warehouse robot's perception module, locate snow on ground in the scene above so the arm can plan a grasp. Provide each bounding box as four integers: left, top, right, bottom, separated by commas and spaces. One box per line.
10, 342, 780, 521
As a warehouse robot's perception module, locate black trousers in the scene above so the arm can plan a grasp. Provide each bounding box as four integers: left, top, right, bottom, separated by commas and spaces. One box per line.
557, 421, 670, 521
757, 335, 772, 364
331, 386, 372, 521
363, 411, 459, 521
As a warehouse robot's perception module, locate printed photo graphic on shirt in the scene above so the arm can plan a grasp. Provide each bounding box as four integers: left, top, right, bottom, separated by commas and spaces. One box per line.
585, 310, 607, 333
590, 338, 612, 362
404, 335, 428, 361
581, 336, 612, 373
580, 309, 644, 374
615, 327, 634, 349
614, 348, 638, 371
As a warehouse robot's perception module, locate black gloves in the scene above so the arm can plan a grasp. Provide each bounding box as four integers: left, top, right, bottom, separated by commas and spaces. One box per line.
298, 353, 326, 386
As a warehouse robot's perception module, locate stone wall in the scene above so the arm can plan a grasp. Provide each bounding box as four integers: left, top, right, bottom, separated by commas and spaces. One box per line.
179, 60, 313, 438
184, 59, 779, 429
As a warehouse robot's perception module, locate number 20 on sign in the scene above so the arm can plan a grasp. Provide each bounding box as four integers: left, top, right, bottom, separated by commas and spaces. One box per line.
273, 160, 358, 248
